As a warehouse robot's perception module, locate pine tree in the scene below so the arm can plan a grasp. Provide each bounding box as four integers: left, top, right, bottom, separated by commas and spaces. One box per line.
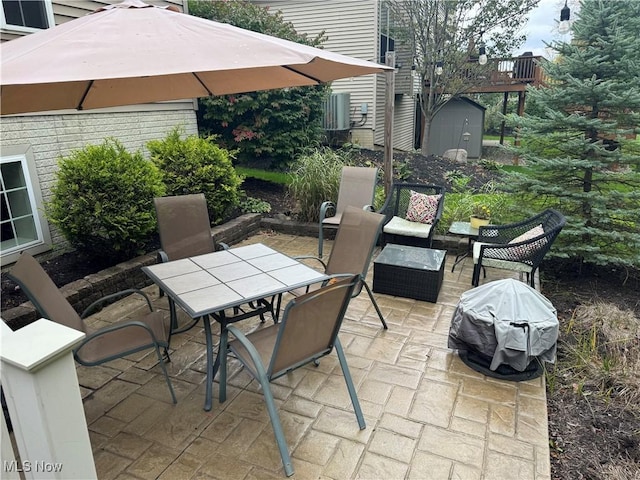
505, 0, 640, 270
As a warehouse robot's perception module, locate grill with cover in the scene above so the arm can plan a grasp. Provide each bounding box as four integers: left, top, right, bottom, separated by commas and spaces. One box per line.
448, 279, 559, 380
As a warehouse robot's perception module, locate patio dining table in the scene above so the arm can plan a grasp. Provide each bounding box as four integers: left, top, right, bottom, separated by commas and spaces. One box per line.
142, 243, 328, 411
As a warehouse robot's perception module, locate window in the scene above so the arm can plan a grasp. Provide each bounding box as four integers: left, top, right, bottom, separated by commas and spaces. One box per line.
1, 0, 54, 32
1, 149, 51, 263
380, 34, 395, 64
379, 2, 395, 64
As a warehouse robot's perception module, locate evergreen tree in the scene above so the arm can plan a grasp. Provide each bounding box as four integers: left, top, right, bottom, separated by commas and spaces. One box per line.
504, 0, 640, 269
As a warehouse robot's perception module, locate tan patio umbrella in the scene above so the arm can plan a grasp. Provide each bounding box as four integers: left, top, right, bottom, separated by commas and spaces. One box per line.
0, 0, 392, 115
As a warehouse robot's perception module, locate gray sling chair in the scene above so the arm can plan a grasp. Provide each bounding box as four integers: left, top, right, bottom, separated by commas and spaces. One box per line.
298, 205, 387, 329
154, 194, 277, 338
8, 252, 176, 404
318, 166, 378, 257
219, 274, 365, 477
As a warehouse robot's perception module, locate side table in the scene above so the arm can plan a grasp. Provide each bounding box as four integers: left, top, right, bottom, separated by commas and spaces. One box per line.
448, 221, 479, 272
373, 244, 446, 303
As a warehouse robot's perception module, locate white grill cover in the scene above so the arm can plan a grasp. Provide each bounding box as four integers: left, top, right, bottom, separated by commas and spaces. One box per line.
448, 279, 558, 371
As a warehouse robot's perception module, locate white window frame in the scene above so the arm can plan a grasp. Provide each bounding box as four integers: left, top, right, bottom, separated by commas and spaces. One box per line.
1, 0, 55, 35
1, 145, 52, 266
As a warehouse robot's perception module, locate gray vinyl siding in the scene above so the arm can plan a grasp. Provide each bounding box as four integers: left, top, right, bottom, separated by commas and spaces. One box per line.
393, 95, 416, 151
256, 0, 416, 151
374, 75, 415, 151
1, 0, 184, 40
51, 0, 185, 24
374, 74, 386, 147
51, 1, 103, 25
255, 1, 382, 141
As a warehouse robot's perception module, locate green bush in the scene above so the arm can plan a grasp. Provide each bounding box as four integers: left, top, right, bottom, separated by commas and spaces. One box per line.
436, 188, 517, 235
147, 128, 243, 225
287, 147, 352, 222
190, 0, 329, 167
46, 139, 165, 260
239, 196, 271, 214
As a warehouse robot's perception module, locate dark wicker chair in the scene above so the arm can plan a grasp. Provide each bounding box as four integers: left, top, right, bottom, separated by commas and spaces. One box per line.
379, 183, 445, 248
472, 209, 566, 287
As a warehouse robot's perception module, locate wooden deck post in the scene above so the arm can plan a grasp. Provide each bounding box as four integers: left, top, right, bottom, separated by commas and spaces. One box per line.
384, 51, 395, 197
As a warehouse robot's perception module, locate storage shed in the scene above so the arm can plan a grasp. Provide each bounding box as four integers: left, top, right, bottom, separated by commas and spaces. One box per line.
427, 97, 485, 159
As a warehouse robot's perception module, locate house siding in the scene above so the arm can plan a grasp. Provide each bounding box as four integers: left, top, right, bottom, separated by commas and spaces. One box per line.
374, 75, 415, 152
255, 0, 416, 151
1, 107, 197, 251
1, 0, 185, 41
393, 94, 416, 151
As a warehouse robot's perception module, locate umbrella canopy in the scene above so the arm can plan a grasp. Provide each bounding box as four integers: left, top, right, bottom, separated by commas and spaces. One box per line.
0, 0, 392, 115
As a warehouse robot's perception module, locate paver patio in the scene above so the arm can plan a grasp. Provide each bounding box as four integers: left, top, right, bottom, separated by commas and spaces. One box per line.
78, 231, 551, 480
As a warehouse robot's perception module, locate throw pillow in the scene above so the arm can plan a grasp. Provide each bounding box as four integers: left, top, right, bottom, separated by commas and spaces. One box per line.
509, 224, 545, 244
508, 224, 546, 260
405, 191, 442, 224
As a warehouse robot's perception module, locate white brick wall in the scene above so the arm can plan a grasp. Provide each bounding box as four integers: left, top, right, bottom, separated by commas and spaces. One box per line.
1, 107, 198, 250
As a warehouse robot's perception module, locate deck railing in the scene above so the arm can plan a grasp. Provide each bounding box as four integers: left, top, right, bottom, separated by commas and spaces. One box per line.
424, 55, 547, 93
461, 55, 546, 92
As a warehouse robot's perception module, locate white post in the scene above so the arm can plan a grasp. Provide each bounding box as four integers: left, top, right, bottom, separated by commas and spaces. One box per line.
0, 319, 96, 479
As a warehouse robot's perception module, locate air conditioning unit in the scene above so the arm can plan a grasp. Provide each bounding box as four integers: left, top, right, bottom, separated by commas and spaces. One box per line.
323, 93, 351, 131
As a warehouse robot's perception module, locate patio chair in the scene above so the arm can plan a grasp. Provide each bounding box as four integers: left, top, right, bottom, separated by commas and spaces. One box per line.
297, 205, 387, 329
154, 194, 277, 333
379, 183, 445, 249
472, 208, 566, 288
154, 193, 215, 264
8, 253, 176, 404
154, 193, 215, 334
318, 166, 378, 257
220, 274, 365, 477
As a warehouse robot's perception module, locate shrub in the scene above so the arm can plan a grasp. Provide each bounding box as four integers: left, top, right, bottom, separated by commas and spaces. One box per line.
147, 128, 243, 224
239, 196, 271, 214
190, 0, 329, 167
436, 191, 516, 235
46, 139, 165, 260
287, 147, 352, 222
444, 170, 472, 193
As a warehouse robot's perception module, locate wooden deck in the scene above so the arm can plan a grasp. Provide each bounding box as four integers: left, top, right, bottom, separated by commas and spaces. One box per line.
462, 55, 546, 93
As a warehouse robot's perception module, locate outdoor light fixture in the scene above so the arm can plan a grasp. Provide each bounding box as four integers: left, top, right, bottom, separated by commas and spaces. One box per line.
559, 0, 571, 34
435, 61, 443, 75
478, 41, 488, 65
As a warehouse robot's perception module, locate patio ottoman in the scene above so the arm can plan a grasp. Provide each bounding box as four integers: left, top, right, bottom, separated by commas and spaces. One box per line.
373, 244, 446, 302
